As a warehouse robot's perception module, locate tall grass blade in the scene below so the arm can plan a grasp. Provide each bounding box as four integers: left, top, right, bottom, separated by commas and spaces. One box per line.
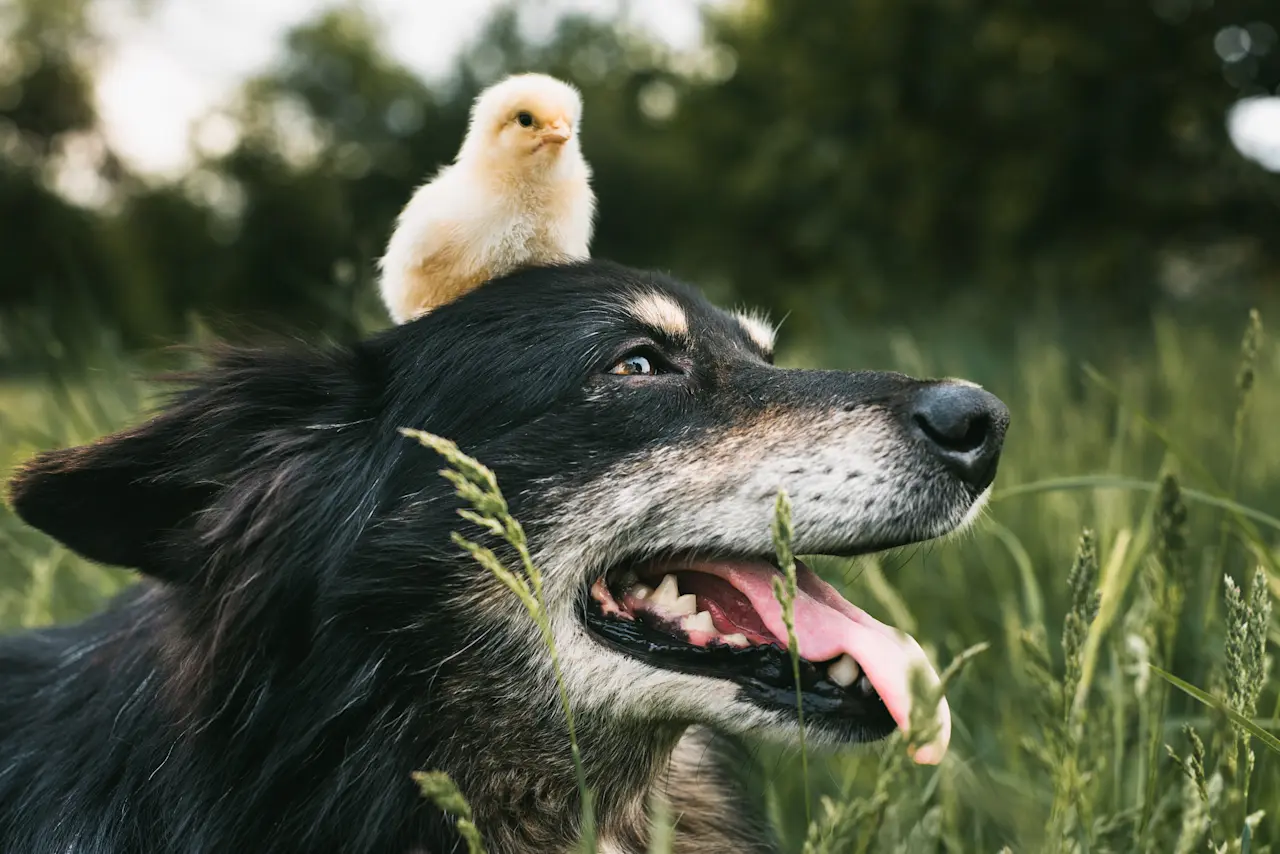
1208, 310, 1265, 625
1079, 362, 1218, 488
987, 520, 1044, 627
1149, 666, 1280, 756
994, 475, 1280, 535
771, 489, 811, 828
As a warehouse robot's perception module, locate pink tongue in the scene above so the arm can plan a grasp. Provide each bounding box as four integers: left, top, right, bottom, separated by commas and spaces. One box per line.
688, 560, 951, 765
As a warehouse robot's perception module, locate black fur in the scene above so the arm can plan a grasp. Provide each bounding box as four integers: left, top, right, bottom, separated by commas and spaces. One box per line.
1, 260, 1006, 853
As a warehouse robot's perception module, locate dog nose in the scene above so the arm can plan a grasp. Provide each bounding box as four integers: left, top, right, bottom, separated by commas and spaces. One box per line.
910, 383, 1009, 490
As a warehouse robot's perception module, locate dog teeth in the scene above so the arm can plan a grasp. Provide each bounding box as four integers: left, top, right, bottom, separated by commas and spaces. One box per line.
828, 654, 862, 688
672, 594, 698, 617
630, 584, 653, 600
721, 633, 749, 648
683, 611, 715, 633
651, 574, 680, 609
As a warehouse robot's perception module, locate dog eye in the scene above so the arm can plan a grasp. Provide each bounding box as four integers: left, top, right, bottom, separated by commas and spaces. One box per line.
516, 111, 534, 128
609, 354, 657, 376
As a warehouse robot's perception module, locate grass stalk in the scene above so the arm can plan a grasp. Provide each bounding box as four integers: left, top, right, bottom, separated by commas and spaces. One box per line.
771, 489, 811, 828
400, 428, 596, 852
1206, 310, 1263, 628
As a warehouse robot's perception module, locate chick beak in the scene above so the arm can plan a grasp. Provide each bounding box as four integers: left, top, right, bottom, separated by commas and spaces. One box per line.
540, 119, 572, 144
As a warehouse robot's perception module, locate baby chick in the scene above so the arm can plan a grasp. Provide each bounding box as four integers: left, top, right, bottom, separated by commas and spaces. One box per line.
377, 73, 596, 323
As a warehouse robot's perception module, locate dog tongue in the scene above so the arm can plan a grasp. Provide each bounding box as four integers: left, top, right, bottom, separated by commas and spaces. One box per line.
688, 559, 951, 765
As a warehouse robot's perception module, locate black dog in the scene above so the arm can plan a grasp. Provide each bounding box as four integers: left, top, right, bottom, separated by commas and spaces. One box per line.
1, 260, 1007, 853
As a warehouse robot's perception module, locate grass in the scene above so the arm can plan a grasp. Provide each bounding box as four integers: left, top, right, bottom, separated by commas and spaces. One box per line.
400, 427, 596, 853
1, 308, 1277, 852
771, 489, 812, 826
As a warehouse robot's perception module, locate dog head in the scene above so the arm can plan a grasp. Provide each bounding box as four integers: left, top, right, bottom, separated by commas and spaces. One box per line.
7, 260, 1007, 764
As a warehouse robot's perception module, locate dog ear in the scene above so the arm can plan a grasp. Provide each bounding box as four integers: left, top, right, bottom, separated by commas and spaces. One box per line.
6, 415, 214, 580
6, 345, 380, 583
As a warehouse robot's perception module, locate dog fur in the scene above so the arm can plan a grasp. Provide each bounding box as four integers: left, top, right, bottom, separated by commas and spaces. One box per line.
0, 260, 1006, 853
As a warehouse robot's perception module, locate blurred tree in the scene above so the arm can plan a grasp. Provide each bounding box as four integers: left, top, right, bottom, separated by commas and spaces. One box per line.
0, 0, 116, 347
198, 10, 462, 337
670, 0, 1280, 326
3, 0, 1279, 361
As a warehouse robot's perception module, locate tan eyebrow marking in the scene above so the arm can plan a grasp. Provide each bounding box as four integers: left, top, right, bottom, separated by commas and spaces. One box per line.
628, 292, 689, 338
732, 308, 777, 353
944, 378, 983, 389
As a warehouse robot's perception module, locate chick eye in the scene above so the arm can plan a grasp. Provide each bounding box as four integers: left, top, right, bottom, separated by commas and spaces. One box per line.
608, 354, 657, 376
516, 111, 534, 128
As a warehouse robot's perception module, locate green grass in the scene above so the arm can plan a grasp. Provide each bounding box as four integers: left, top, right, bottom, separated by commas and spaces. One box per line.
1, 310, 1277, 852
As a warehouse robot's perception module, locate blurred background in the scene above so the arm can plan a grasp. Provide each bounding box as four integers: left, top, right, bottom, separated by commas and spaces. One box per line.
2, 0, 1279, 850
3, 0, 1279, 352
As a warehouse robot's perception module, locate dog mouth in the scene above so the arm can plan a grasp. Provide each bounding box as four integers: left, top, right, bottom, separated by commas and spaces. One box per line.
583, 555, 950, 764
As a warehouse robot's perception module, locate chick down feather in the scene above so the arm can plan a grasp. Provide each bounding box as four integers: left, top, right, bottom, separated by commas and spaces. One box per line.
377, 73, 596, 323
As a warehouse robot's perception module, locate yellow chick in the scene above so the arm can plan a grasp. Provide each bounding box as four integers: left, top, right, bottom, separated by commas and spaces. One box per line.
377, 73, 596, 323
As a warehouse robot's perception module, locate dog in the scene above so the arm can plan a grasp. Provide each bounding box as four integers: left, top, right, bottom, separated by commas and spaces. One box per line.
1, 260, 1008, 853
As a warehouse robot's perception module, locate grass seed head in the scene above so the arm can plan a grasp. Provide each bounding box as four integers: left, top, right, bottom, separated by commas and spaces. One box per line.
1062, 529, 1100, 719
412, 770, 488, 854
1235, 309, 1262, 396
1223, 570, 1269, 722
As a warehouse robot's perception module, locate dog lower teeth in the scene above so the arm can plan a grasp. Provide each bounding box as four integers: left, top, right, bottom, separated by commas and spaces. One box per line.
720, 633, 749, 648
828, 653, 862, 687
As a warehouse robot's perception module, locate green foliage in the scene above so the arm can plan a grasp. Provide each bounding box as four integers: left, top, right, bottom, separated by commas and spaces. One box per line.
1155, 670, 1280, 757
799, 644, 987, 854
398, 428, 596, 854
3, 289, 1279, 851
